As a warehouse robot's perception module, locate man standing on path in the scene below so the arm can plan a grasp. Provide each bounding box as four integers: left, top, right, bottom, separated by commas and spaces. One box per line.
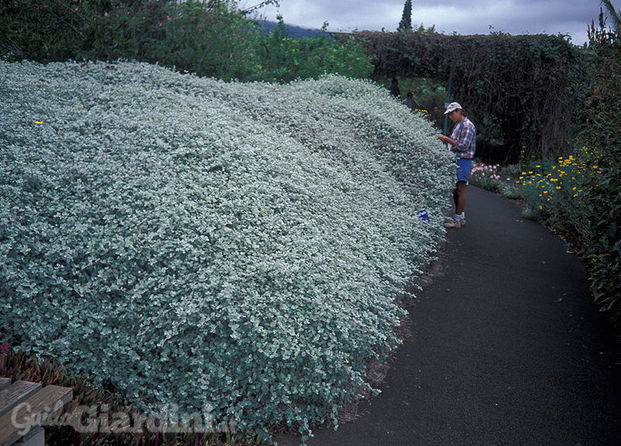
438, 102, 476, 228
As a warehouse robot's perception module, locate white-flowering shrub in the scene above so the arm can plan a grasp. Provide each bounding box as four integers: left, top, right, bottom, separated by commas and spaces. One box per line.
0, 61, 454, 438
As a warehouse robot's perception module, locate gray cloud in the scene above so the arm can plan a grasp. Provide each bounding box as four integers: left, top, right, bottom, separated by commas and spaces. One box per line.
248, 0, 621, 45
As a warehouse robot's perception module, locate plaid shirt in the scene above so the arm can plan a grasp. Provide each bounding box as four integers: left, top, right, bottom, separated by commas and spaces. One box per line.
449, 117, 476, 159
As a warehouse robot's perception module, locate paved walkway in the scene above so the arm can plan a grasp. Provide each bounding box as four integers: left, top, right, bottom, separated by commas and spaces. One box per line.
276, 186, 621, 445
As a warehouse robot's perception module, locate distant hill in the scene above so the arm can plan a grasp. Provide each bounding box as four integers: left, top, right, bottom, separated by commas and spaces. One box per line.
258, 19, 332, 39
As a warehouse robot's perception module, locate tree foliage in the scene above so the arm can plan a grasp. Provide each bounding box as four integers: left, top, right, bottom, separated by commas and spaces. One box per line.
0, 0, 373, 82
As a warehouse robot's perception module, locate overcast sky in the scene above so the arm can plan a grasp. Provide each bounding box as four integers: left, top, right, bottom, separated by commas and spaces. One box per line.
244, 0, 621, 46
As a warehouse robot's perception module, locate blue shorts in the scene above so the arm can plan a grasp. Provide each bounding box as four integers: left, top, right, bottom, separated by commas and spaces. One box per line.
456, 158, 473, 183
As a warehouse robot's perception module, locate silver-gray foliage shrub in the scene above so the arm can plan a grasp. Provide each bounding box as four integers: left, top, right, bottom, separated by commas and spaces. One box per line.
0, 61, 454, 437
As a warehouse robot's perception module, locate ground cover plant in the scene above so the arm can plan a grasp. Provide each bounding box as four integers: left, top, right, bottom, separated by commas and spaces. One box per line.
0, 60, 454, 441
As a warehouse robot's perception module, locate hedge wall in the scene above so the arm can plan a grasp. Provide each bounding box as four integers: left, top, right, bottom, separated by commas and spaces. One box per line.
338, 31, 579, 161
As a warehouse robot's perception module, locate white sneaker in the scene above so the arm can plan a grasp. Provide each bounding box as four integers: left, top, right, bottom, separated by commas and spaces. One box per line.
444, 218, 465, 228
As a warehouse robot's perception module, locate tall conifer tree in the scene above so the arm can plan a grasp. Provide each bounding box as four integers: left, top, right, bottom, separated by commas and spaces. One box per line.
398, 0, 413, 32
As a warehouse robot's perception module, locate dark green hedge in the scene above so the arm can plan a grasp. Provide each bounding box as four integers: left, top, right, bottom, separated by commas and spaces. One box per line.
338, 31, 579, 161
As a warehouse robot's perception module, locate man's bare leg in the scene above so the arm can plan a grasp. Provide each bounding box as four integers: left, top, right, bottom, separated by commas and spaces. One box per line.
455, 181, 466, 215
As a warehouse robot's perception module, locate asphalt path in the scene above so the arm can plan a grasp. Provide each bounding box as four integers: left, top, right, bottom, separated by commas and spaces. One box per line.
275, 185, 621, 445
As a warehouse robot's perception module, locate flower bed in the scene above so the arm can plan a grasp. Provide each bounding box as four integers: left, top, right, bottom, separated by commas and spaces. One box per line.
468, 161, 519, 198
0, 61, 454, 439
517, 147, 601, 224
470, 162, 502, 191
516, 146, 620, 330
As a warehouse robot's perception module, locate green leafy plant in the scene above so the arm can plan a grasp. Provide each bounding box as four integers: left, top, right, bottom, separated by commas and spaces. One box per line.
255, 17, 374, 82
0, 0, 374, 83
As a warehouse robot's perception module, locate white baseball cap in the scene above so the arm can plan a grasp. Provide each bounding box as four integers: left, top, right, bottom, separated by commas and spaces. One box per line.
444, 102, 462, 114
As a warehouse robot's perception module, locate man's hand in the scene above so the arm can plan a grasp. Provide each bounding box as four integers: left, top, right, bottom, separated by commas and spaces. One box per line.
437, 134, 455, 145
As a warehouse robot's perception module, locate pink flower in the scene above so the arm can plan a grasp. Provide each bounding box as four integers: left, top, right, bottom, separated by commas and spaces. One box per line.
166, 16, 171, 21
104, 11, 109, 17
74, 7, 79, 11
0, 342, 9, 355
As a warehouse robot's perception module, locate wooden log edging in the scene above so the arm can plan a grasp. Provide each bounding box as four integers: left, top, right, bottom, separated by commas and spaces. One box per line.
0, 378, 72, 446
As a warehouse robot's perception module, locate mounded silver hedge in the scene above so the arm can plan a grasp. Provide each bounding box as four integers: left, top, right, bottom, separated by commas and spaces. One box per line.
0, 61, 454, 438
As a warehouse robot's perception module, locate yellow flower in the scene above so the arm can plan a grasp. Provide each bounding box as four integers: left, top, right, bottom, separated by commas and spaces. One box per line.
538, 205, 543, 210
34, 121, 43, 125
555, 186, 561, 189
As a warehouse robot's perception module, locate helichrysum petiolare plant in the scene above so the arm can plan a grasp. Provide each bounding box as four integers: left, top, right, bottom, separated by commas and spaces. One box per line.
0, 61, 454, 439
